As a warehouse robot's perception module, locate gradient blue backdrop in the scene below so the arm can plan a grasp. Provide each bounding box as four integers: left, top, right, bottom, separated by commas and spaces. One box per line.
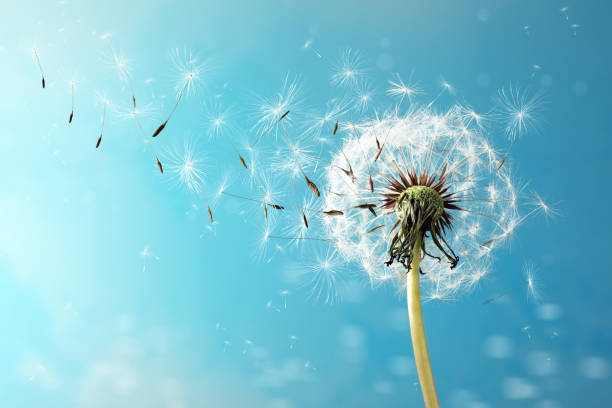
0, 1, 609, 407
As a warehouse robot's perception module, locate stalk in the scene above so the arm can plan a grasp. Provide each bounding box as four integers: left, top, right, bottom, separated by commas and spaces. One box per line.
407, 233, 440, 408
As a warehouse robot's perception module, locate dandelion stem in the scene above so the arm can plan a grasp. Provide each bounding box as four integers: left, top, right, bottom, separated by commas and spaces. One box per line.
407, 233, 440, 408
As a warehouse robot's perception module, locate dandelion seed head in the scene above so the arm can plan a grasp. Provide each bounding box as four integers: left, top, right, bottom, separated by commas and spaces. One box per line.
319, 102, 530, 299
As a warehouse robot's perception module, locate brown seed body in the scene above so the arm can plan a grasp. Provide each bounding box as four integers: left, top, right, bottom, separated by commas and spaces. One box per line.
305, 175, 320, 197
96, 135, 102, 148
367, 225, 385, 234
239, 155, 248, 169
152, 121, 168, 138
323, 210, 344, 216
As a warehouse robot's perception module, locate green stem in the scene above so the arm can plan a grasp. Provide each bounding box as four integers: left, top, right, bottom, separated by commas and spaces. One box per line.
408, 234, 440, 408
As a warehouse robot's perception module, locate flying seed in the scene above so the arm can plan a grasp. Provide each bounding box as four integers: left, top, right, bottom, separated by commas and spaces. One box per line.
33, 48, 46, 89
280, 110, 290, 121
269, 204, 285, 210
68, 111, 73, 124
302, 212, 309, 228
156, 157, 163, 174
305, 175, 320, 197
368, 175, 374, 192
208, 205, 213, 223
333, 120, 339, 135
264, 205, 268, 219
367, 225, 385, 234
497, 156, 506, 170
96, 135, 102, 148
239, 154, 248, 169
323, 210, 344, 216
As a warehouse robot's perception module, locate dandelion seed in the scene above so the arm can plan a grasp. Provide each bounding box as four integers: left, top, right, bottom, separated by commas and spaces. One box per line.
497, 85, 544, 141
571, 23, 580, 36
303, 39, 322, 58
153, 48, 208, 138
387, 72, 421, 108
68, 78, 75, 124
162, 138, 206, 192
524, 262, 540, 302
333, 120, 339, 135
203, 100, 248, 169
32, 47, 45, 88
106, 49, 139, 108
279, 290, 291, 309
95, 97, 108, 149
560, 7, 569, 21
252, 74, 301, 145
208, 205, 213, 223
331, 48, 364, 89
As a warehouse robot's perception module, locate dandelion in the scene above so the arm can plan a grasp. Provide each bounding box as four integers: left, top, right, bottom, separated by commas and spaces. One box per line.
314, 100, 545, 406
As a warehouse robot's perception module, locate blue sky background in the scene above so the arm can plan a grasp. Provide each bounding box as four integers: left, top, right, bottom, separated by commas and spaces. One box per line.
0, 1, 610, 407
